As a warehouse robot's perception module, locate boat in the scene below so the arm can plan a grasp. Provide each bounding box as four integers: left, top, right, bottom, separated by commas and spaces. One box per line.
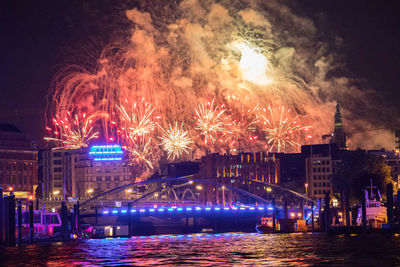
256, 217, 274, 234
356, 180, 387, 229
19, 209, 62, 237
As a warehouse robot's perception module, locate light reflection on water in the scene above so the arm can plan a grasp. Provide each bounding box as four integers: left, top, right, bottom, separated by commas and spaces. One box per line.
2, 233, 400, 266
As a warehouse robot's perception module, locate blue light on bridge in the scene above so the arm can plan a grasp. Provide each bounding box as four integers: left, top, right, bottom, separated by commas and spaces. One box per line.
102, 205, 269, 216
89, 144, 123, 161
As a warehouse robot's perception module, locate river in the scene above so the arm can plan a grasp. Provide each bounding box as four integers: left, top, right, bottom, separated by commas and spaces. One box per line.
1, 233, 400, 266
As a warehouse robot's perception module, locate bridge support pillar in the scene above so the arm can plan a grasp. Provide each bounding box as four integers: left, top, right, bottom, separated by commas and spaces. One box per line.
272, 198, 276, 232
311, 201, 314, 232
284, 198, 288, 220
17, 200, 22, 246
28, 200, 34, 244
324, 193, 330, 232
61, 201, 68, 239
0, 187, 3, 246
4, 195, 16, 246
300, 200, 304, 220
128, 204, 132, 237
95, 208, 98, 226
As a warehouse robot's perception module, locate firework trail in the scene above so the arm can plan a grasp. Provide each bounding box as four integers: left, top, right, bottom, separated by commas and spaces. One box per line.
116, 99, 158, 139
46, 0, 397, 176
224, 94, 260, 150
115, 98, 162, 172
44, 111, 107, 149
260, 105, 312, 152
159, 123, 193, 160
194, 100, 229, 148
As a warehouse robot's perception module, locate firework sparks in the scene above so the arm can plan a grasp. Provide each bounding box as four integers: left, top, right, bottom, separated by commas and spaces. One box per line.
116, 99, 157, 139
124, 137, 154, 170
225, 95, 260, 148
194, 100, 229, 146
48, 0, 381, 162
44, 111, 107, 149
261, 105, 312, 152
159, 123, 193, 160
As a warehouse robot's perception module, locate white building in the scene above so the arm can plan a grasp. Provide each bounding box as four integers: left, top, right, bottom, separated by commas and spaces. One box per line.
40, 145, 132, 202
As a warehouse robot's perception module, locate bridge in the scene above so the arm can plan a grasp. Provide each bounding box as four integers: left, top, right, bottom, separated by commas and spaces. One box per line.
74, 177, 319, 236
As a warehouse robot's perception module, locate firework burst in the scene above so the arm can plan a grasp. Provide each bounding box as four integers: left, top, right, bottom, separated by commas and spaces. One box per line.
44, 111, 107, 149
159, 123, 193, 160
116, 98, 158, 139
194, 100, 229, 146
124, 137, 155, 170
260, 105, 312, 152
225, 95, 260, 149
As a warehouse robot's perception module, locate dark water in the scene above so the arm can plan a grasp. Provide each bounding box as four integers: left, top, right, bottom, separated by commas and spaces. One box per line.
2, 233, 400, 266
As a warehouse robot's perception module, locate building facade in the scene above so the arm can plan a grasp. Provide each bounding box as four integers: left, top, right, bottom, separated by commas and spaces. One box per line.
0, 124, 38, 199
40, 145, 132, 202
200, 152, 280, 184
302, 144, 341, 199
305, 156, 333, 199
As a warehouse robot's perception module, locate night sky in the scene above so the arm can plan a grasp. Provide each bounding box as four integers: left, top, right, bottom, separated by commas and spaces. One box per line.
1, 0, 399, 146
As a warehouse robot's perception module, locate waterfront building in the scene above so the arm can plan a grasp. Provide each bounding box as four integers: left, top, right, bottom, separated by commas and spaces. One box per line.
0, 124, 38, 199
275, 153, 306, 193
200, 152, 280, 184
302, 144, 340, 199
40, 144, 132, 202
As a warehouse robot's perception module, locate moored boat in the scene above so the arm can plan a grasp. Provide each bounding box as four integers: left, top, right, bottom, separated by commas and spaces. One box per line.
256, 217, 274, 234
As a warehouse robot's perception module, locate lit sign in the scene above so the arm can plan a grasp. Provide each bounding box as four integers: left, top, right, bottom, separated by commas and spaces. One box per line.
89, 145, 123, 161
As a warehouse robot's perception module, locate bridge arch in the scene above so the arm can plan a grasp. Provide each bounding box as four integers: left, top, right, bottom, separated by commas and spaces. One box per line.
81, 177, 272, 206
80, 177, 315, 207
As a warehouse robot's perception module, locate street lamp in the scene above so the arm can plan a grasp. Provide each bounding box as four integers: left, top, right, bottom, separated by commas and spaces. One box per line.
266, 187, 272, 192
196, 185, 203, 202
87, 189, 94, 194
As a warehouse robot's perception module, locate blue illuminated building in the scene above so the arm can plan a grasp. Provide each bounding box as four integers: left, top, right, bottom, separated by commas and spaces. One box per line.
89, 145, 123, 161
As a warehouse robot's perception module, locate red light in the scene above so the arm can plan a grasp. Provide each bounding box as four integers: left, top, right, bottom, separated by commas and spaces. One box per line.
28, 195, 33, 201
8, 186, 13, 191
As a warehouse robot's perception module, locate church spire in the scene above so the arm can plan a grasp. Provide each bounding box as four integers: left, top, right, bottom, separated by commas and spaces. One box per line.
332, 102, 347, 149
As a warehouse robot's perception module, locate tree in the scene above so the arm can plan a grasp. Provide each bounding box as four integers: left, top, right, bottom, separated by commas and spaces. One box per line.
334, 149, 392, 206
